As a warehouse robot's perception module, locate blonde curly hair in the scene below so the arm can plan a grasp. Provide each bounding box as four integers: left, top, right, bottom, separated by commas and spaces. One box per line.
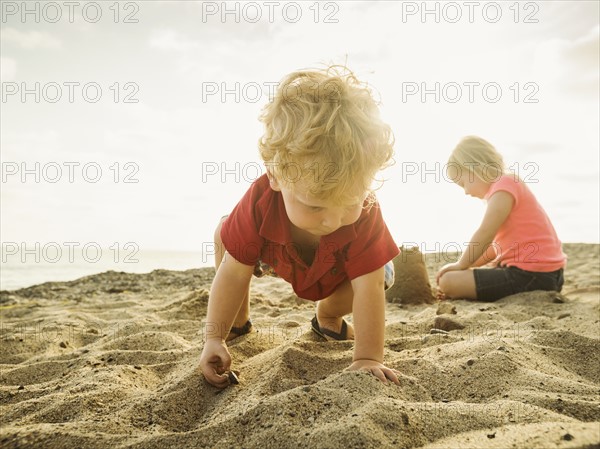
258, 65, 394, 206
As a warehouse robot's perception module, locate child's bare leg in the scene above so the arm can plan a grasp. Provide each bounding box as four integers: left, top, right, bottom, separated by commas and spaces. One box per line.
438, 270, 477, 300
315, 279, 355, 339
214, 217, 251, 340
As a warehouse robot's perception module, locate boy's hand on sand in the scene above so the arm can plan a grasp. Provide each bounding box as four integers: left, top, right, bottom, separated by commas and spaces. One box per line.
346, 359, 401, 385
436, 262, 464, 284
199, 339, 232, 389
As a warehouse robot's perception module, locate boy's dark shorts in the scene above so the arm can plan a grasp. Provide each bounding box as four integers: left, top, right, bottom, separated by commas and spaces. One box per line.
254, 260, 395, 291
473, 265, 564, 302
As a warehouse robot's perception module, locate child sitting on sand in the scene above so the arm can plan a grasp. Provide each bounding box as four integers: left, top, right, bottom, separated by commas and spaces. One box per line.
436, 135, 566, 301
199, 66, 402, 388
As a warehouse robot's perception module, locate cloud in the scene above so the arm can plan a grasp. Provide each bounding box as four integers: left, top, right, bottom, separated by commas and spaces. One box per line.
561, 25, 599, 94
567, 25, 600, 70
533, 25, 599, 97
0, 57, 17, 81
516, 142, 562, 155
147, 27, 276, 79
1, 28, 62, 49
148, 29, 200, 52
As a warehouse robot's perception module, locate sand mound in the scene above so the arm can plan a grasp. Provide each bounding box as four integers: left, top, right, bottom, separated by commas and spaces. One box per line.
1, 244, 599, 448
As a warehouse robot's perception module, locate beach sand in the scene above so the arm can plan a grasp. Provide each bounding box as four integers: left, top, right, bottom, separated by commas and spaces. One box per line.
1, 243, 599, 449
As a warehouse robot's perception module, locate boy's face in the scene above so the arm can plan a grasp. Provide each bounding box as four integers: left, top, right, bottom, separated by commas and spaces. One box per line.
270, 176, 366, 236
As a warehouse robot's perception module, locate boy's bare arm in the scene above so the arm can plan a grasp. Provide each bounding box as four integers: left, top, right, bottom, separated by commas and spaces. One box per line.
199, 251, 254, 388
205, 250, 254, 340
349, 267, 400, 385
351, 267, 385, 363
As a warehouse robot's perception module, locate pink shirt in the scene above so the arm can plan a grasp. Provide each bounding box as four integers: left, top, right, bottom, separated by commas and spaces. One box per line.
485, 175, 566, 272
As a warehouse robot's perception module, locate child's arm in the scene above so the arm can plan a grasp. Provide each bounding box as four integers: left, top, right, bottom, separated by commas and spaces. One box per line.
437, 191, 514, 282
471, 244, 498, 267
347, 267, 400, 385
199, 251, 254, 389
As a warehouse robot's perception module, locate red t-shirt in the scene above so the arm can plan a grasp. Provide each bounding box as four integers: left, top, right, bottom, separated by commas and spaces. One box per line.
485, 175, 566, 272
221, 174, 399, 300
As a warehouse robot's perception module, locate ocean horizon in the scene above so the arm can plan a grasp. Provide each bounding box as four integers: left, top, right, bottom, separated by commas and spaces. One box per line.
4, 242, 598, 292
1, 249, 211, 291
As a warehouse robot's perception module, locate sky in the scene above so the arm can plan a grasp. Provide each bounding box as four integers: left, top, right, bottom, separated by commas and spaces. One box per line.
1, 1, 599, 271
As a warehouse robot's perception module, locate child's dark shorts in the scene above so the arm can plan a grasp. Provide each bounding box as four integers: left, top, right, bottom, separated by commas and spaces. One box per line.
254, 260, 396, 291
473, 265, 564, 302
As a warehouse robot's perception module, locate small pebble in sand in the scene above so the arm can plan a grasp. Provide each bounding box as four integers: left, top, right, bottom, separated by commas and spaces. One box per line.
282, 321, 301, 328
562, 433, 574, 441
436, 302, 457, 315
228, 371, 239, 385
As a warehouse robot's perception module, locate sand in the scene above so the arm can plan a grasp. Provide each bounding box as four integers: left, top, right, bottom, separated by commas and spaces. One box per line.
1, 243, 599, 449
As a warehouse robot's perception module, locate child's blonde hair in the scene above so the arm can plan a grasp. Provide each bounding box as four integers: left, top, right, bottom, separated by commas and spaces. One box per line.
258, 65, 394, 206
448, 135, 506, 183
